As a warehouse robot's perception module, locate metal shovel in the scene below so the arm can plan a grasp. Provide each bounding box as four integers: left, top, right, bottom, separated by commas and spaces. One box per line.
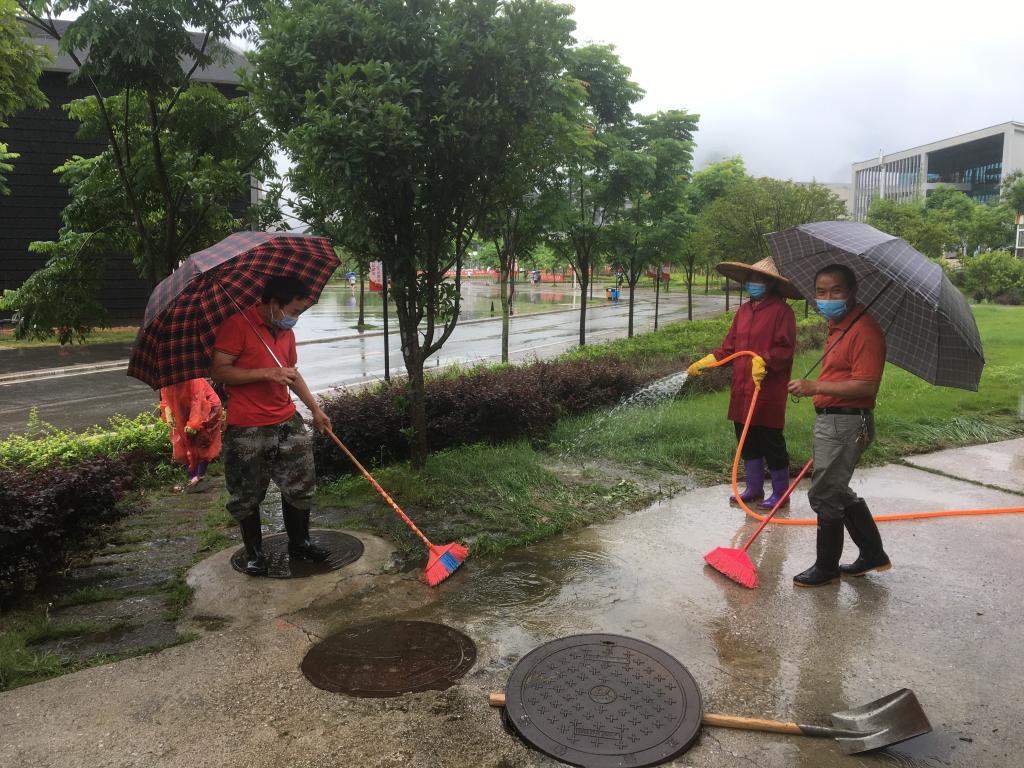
702, 688, 932, 755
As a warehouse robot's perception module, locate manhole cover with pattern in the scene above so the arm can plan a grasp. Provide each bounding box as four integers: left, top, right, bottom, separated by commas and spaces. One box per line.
502, 634, 703, 768
229, 530, 363, 579
301, 620, 476, 697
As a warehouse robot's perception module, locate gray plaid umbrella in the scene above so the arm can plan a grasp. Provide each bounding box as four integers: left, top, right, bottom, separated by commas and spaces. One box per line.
766, 220, 984, 391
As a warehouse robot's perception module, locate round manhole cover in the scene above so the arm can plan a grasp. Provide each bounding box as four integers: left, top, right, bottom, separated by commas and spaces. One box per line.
230, 530, 363, 579
502, 634, 703, 768
301, 620, 476, 697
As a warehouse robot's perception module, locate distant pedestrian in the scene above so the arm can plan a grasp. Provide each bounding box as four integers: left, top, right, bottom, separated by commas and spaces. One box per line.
160, 378, 222, 492
787, 264, 890, 587
687, 257, 800, 508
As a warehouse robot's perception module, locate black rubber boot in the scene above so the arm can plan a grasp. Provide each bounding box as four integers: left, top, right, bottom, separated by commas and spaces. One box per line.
238, 514, 268, 576
282, 501, 330, 562
793, 519, 844, 587
839, 499, 891, 576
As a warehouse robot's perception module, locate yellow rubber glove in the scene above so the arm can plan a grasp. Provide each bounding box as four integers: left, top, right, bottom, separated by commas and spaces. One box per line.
687, 353, 717, 377
751, 355, 767, 388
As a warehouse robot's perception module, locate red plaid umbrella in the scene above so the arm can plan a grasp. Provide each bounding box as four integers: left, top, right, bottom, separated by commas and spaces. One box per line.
128, 231, 339, 389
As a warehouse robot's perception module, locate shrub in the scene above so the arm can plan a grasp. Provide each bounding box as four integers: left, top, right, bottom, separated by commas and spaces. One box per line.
0, 410, 168, 471
314, 314, 827, 477
0, 457, 139, 601
314, 357, 651, 476
958, 250, 1024, 304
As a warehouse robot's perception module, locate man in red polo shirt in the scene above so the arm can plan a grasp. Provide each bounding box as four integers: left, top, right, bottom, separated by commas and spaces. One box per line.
787, 264, 891, 587
211, 276, 331, 576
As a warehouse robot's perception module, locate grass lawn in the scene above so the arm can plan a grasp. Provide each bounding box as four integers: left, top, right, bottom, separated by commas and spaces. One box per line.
317, 304, 1023, 554
0, 326, 139, 349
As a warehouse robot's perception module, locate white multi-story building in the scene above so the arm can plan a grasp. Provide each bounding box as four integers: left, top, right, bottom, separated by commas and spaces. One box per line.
850, 121, 1024, 221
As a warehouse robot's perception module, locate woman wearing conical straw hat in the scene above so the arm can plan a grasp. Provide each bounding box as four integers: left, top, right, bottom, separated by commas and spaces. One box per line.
687, 256, 800, 509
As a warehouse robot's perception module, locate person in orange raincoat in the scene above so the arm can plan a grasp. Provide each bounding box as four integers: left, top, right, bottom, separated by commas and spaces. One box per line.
687, 256, 801, 509
160, 378, 222, 491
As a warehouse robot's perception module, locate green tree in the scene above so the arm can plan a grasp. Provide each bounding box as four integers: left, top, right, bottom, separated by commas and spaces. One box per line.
251, 0, 579, 467
6, 0, 274, 341
0, 0, 47, 193
958, 250, 1024, 302
550, 43, 643, 346
606, 109, 697, 335
925, 186, 975, 256
480, 73, 584, 362
695, 177, 845, 300
679, 156, 746, 317
1000, 170, 1024, 218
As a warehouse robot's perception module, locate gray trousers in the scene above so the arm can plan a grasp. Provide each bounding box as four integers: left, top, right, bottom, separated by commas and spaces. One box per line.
807, 412, 875, 522
223, 412, 316, 522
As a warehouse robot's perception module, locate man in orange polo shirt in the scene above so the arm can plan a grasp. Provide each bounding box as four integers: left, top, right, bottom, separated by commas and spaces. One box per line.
211, 276, 332, 576
787, 264, 891, 587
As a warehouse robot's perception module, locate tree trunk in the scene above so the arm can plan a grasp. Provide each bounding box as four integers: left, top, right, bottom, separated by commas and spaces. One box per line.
382, 261, 390, 382
654, 269, 661, 331
358, 268, 366, 328
627, 279, 636, 338
687, 275, 693, 321
705, 269, 710, 294
578, 259, 589, 346
725, 281, 731, 312
407, 360, 428, 469
499, 255, 511, 363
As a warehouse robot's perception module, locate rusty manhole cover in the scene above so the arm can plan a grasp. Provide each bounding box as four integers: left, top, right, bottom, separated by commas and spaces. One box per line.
230, 530, 363, 579
301, 620, 476, 697
502, 634, 703, 768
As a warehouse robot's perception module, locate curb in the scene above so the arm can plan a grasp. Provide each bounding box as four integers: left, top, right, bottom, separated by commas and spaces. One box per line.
0, 359, 131, 385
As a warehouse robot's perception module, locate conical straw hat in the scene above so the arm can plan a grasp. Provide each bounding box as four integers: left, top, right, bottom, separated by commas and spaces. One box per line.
715, 256, 803, 300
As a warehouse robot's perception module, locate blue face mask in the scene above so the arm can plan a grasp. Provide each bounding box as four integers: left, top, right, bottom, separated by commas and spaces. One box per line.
816, 299, 849, 321
272, 306, 298, 330
745, 282, 767, 300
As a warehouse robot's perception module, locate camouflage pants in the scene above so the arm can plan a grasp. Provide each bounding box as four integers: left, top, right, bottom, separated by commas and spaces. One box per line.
223, 413, 316, 522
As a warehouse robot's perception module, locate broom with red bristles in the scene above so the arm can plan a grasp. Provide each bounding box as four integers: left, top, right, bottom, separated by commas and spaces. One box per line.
325, 428, 468, 586
704, 457, 814, 588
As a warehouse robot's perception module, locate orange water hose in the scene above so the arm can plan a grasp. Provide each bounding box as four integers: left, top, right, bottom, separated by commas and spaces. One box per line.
703, 352, 1024, 525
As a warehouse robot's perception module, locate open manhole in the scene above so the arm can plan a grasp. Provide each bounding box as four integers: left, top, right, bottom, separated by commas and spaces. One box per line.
230, 530, 363, 579
501, 634, 703, 768
301, 620, 476, 697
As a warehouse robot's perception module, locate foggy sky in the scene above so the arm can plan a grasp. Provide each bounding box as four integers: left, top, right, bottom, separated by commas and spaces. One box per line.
568, 0, 1023, 183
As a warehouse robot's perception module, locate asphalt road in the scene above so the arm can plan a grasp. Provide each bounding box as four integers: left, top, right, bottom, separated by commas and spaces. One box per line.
0, 291, 726, 436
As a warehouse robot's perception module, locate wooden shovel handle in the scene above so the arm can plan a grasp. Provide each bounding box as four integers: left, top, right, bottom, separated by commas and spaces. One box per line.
701, 713, 805, 735
489, 694, 830, 739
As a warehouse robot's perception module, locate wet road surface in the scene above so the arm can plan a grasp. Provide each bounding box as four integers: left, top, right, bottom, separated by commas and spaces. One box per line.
0, 288, 725, 435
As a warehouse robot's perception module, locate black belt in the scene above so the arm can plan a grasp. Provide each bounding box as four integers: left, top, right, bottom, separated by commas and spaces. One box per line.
815, 407, 871, 416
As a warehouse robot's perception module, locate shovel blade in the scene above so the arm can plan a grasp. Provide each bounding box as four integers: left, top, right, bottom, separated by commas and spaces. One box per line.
830, 688, 932, 755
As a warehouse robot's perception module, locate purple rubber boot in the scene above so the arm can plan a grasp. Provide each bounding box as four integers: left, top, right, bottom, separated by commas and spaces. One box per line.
729, 458, 764, 506
759, 467, 792, 510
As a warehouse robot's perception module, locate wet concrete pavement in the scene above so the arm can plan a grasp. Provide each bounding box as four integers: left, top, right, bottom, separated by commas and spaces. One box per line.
0, 287, 724, 436
2, 441, 1022, 767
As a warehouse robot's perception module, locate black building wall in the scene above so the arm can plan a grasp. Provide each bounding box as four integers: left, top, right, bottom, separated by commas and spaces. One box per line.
0, 73, 250, 324
0, 71, 151, 322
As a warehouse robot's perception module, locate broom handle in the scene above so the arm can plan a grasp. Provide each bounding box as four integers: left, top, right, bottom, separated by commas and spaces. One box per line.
740, 458, 814, 553
487, 695, 833, 738
324, 428, 435, 549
